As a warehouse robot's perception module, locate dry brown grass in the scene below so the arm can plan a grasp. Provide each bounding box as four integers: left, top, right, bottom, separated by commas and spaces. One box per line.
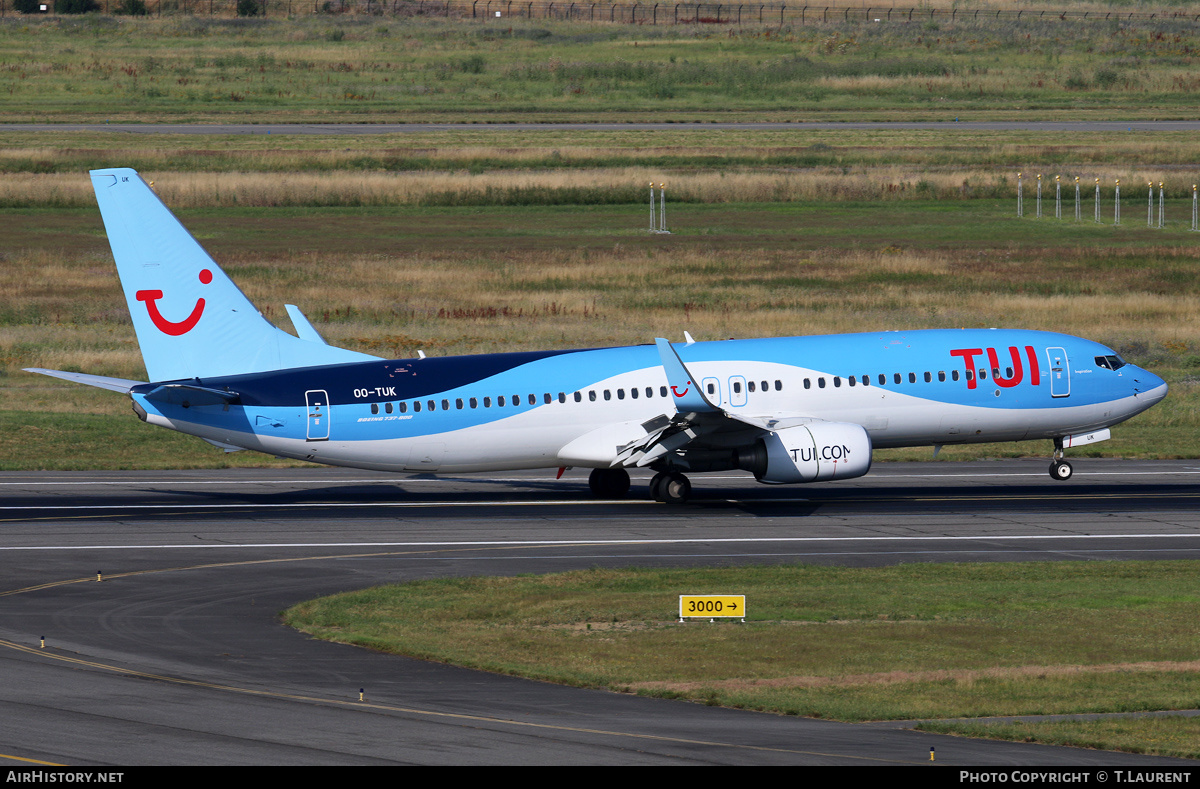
10, 167, 1199, 208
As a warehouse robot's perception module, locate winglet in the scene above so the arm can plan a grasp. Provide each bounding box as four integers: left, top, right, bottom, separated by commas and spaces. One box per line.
654, 338, 719, 413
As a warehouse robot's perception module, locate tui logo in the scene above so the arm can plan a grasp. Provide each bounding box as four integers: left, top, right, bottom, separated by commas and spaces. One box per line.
136, 269, 211, 336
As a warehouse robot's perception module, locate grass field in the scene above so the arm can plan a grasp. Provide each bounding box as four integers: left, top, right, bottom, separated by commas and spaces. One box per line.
283, 561, 1200, 759
2, 12, 1200, 122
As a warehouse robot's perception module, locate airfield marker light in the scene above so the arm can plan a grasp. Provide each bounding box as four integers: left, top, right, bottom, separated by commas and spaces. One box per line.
649, 182, 656, 232
1095, 177, 1102, 224
40, 636, 45, 649
97, 570, 102, 582
359, 688, 365, 702
1159, 182, 1165, 228
1149, 182, 1155, 227
1017, 172, 1023, 217
930, 747, 935, 761
659, 183, 667, 233
1055, 175, 1061, 220
1036, 174, 1042, 218
1114, 179, 1121, 225
1193, 185, 1198, 232
1075, 176, 1081, 221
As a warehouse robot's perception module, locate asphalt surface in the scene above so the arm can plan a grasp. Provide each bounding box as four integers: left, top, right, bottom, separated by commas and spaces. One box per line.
1, 459, 1199, 766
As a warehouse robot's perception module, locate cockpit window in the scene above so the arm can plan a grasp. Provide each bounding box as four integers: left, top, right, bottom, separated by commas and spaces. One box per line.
1095, 355, 1127, 371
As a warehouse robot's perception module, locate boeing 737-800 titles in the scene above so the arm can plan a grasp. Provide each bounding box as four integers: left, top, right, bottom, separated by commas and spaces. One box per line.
26, 169, 1168, 504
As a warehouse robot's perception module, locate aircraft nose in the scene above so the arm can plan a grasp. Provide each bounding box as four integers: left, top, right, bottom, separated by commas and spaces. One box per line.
1133, 369, 1168, 405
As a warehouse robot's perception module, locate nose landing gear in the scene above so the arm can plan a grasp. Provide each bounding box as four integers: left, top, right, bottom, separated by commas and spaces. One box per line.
1049, 438, 1073, 480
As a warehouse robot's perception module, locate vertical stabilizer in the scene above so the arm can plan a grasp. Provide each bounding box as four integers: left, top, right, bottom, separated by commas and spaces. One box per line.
90, 168, 378, 381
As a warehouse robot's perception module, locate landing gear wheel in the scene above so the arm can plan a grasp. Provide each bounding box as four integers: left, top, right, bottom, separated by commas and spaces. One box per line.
649, 472, 671, 502
660, 472, 691, 506
589, 468, 631, 499
1049, 460, 1073, 481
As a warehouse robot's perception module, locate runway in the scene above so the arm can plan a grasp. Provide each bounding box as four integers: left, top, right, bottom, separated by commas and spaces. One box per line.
1, 459, 1198, 765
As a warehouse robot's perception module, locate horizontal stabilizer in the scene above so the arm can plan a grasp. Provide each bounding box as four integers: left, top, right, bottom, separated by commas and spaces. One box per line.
24, 368, 144, 394
285, 305, 328, 345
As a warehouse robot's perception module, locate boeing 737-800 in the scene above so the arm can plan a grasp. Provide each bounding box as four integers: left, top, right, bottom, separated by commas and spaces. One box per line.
26, 169, 1168, 504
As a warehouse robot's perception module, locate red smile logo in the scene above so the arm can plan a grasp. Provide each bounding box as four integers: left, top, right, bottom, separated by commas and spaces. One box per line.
671, 382, 691, 398
136, 269, 211, 336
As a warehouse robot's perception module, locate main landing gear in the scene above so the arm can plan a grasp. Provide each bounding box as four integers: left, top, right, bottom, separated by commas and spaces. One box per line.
649, 471, 691, 506
1049, 438, 1073, 481
587, 468, 693, 504
588, 468, 631, 499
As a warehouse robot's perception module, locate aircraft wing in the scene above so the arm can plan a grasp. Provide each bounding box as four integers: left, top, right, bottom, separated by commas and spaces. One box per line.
609, 339, 822, 469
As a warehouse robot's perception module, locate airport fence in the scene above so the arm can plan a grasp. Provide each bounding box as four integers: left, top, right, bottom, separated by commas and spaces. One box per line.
2, 0, 1199, 25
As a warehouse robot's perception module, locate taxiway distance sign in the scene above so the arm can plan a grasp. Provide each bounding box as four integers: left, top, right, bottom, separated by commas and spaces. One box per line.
679, 595, 746, 620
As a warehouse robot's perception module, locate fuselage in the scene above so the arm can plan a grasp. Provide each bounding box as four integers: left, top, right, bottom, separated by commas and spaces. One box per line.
129, 328, 1167, 475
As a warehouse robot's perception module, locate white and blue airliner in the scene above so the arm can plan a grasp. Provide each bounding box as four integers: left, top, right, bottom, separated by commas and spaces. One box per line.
26, 168, 1168, 503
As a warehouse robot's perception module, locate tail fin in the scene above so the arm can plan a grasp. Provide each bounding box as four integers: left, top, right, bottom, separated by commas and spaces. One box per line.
90, 168, 379, 382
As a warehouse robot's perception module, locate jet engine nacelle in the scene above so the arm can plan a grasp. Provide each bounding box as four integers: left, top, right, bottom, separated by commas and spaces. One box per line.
749, 421, 872, 484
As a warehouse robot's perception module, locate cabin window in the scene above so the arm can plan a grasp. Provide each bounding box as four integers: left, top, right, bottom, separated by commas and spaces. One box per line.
1005, 367, 1014, 378
834, 377, 842, 388
660, 386, 668, 397
558, 392, 566, 403
442, 399, 450, 410
965, 370, 974, 382
646, 387, 654, 398
574, 392, 582, 403
385, 402, 394, 414
371, 403, 379, 414
979, 369, 988, 380
498, 396, 506, 407
455, 399, 463, 409
847, 376, 855, 387
818, 378, 826, 389
706, 383, 715, 395
513, 394, 520, 406
630, 387, 639, 399
938, 371, 946, 382
469, 398, 478, 409
732, 381, 742, 394
924, 372, 932, 383
529, 394, 536, 405
617, 389, 625, 400
399, 401, 408, 413
951, 371, 960, 382
861, 375, 870, 386
428, 400, 436, 411
414, 401, 422, 412
774, 380, 782, 391
602, 390, 610, 401
894, 373, 902, 384
483, 397, 492, 407
804, 378, 811, 390
589, 390, 597, 402
748, 381, 756, 393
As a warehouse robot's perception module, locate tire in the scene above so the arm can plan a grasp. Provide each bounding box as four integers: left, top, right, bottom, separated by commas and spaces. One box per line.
1049, 460, 1073, 481
660, 472, 691, 505
589, 468, 631, 498
649, 472, 670, 502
